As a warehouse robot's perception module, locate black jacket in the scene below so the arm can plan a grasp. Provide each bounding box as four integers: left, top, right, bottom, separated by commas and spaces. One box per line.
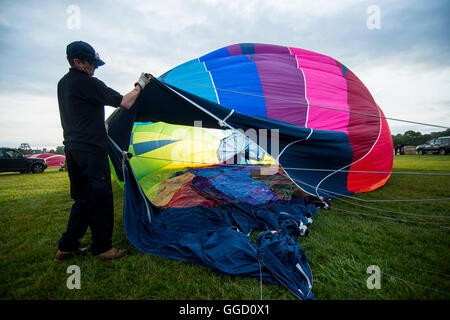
57, 68, 123, 153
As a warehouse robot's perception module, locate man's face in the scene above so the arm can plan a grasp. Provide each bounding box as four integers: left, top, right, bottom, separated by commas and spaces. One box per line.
73, 58, 97, 76
81, 61, 97, 76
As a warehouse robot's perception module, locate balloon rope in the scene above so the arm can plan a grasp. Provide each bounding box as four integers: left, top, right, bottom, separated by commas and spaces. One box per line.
286, 173, 450, 205
130, 154, 450, 176
162, 78, 450, 130
333, 207, 449, 225
308, 236, 450, 295
129, 154, 450, 205
331, 195, 450, 219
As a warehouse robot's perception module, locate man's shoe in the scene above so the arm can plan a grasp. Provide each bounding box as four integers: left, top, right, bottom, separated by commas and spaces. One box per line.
98, 248, 129, 260
54, 247, 89, 262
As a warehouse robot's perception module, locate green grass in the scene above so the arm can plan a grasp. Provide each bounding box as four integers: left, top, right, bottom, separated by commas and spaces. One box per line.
1, 155, 449, 300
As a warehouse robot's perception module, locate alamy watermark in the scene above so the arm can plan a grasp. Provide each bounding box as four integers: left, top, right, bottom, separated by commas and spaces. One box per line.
366, 265, 381, 289
164, 121, 281, 175
66, 265, 81, 289
366, 5, 381, 30
66, 5, 81, 30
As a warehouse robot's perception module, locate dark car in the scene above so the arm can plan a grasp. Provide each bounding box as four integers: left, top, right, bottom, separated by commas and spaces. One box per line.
416, 136, 450, 155
0, 148, 48, 173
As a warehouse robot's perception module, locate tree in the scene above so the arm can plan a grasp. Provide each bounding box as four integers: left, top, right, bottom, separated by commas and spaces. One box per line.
55, 146, 65, 155
392, 128, 450, 147
403, 130, 422, 145
18, 143, 32, 155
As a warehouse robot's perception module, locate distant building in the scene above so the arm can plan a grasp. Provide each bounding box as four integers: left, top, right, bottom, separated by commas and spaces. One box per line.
20, 143, 31, 151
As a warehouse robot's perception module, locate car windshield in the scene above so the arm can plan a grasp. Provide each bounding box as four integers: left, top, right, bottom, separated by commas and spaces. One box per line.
5, 150, 21, 158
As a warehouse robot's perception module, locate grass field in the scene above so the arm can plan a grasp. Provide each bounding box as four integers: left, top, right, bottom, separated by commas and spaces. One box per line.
1, 155, 449, 300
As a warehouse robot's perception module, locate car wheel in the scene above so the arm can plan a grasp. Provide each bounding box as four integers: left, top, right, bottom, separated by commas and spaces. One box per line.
31, 163, 45, 173
439, 148, 447, 155
417, 149, 424, 155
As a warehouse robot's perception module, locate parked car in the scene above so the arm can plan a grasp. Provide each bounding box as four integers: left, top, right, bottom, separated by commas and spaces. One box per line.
416, 136, 450, 155
0, 148, 48, 173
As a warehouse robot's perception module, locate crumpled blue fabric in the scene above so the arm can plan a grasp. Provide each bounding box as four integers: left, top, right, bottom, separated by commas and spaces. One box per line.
256, 220, 315, 299
122, 159, 315, 299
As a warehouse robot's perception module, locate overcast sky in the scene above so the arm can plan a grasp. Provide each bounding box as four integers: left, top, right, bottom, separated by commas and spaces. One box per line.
0, 0, 449, 149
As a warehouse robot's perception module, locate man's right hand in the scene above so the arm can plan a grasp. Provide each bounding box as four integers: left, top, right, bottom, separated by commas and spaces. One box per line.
121, 73, 153, 109
135, 73, 153, 90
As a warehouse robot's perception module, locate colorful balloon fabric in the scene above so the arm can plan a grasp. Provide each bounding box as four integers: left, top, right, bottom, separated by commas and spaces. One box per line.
159, 43, 393, 197
26, 153, 66, 167
106, 43, 393, 300
117, 121, 275, 201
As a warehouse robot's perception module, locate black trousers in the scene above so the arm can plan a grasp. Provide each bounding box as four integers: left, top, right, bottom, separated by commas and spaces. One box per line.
58, 149, 114, 255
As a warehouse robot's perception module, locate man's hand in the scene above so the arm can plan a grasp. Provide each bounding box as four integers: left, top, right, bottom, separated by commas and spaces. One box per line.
135, 73, 153, 90
120, 73, 152, 109
120, 73, 152, 110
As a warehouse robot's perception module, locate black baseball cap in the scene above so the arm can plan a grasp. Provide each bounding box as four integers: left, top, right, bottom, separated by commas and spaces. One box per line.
66, 41, 105, 67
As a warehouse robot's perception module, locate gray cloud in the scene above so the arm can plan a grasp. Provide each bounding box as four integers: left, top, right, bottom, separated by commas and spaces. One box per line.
0, 0, 448, 147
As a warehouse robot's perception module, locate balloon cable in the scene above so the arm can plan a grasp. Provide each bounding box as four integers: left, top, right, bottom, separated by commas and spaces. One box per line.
308, 236, 450, 295
162, 79, 449, 130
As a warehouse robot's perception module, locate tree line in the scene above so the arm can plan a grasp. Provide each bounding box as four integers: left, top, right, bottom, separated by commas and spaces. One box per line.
17, 144, 65, 155
15, 129, 450, 155
392, 129, 450, 147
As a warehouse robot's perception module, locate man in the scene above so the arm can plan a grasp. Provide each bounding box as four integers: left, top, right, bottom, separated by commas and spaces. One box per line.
56, 40, 151, 261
